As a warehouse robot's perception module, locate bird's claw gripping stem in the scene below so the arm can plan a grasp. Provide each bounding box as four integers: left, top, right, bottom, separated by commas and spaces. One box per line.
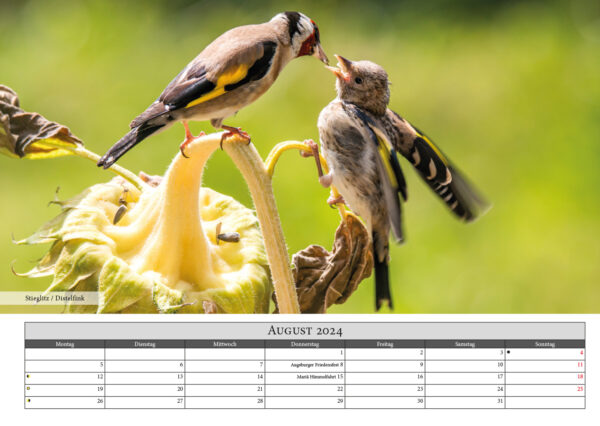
220, 125, 251, 149
302, 139, 330, 187
180, 121, 205, 158
327, 194, 345, 208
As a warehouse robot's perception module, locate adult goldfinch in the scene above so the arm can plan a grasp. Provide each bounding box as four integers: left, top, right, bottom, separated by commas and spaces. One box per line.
98, 11, 328, 169
314, 55, 489, 310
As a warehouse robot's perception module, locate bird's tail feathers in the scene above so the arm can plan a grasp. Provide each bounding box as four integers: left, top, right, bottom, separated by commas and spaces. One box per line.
97, 124, 165, 169
373, 231, 392, 311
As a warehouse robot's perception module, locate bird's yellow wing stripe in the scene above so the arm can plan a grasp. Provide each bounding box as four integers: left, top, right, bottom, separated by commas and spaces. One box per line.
377, 141, 398, 188
185, 64, 249, 108
416, 131, 449, 166
370, 126, 398, 188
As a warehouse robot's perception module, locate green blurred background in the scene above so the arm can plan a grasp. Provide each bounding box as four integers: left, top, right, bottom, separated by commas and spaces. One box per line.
1, 0, 599, 313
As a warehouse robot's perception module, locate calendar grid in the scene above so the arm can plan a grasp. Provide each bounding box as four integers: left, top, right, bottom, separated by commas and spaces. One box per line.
103, 339, 106, 409
503, 341, 506, 409
424, 345, 426, 409
343, 339, 346, 409
24, 322, 585, 410
263, 339, 266, 409
183, 339, 186, 409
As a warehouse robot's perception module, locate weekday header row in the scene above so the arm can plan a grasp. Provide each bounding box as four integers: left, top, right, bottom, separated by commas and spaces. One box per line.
24, 339, 586, 349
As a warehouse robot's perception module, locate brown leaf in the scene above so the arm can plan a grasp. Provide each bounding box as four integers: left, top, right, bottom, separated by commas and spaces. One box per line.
0, 85, 82, 159
287, 214, 374, 313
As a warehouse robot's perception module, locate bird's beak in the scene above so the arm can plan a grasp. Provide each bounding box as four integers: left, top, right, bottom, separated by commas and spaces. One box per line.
313, 43, 329, 65
325, 54, 352, 81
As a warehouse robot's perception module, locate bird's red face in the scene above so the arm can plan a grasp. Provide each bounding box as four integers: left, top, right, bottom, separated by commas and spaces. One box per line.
298, 20, 328, 64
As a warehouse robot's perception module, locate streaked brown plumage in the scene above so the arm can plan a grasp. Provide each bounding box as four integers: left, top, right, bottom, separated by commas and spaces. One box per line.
317, 55, 489, 310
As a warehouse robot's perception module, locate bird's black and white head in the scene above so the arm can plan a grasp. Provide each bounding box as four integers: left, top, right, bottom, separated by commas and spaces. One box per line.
272, 11, 328, 64
327, 55, 390, 116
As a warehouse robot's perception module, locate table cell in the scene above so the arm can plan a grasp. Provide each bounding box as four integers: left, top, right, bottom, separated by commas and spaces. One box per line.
25, 384, 104, 397
426, 348, 505, 360
346, 360, 423, 372
25, 396, 104, 409
105, 396, 184, 409
426, 384, 504, 397
426, 372, 504, 385
346, 384, 423, 397
105, 348, 184, 360
266, 396, 343, 409
105, 360, 184, 373
345, 348, 423, 360
346, 396, 423, 409
266, 384, 343, 397
506, 360, 583, 372
346, 372, 423, 385
186, 348, 264, 360
506, 348, 584, 360
26, 360, 104, 372
187, 372, 264, 385
266, 348, 344, 360
506, 384, 584, 397
187, 360, 264, 372
506, 396, 584, 409
186, 396, 264, 409
187, 384, 264, 397
106, 384, 185, 397
105, 372, 184, 385
266, 360, 343, 373
265, 372, 343, 385
506, 372, 584, 385
26, 372, 104, 385
25, 348, 104, 360
426, 360, 504, 372
426, 396, 504, 409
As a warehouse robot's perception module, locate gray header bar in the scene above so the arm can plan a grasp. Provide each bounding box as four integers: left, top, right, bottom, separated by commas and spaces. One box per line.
25, 340, 103, 349
186, 340, 264, 349
346, 340, 424, 348
426, 340, 504, 348
266, 340, 344, 349
24, 322, 585, 341
506, 340, 585, 349
106, 340, 184, 349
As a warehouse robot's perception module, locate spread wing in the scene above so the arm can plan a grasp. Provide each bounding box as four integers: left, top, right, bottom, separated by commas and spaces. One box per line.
387, 110, 490, 221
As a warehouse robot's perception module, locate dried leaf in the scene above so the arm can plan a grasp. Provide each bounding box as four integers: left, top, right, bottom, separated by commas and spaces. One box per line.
0, 85, 82, 159
286, 214, 374, 313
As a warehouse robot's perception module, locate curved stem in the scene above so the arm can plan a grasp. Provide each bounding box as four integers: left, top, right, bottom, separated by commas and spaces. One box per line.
38, 140, 145, 190
265, 141, 348, 218
73, 147, 145, 190
224, 137, 300, 314
133, 134, 219, 287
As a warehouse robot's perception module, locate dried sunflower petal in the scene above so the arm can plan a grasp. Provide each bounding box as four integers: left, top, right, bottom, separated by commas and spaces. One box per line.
0, 85, 82, 159
285, 214, 374, 313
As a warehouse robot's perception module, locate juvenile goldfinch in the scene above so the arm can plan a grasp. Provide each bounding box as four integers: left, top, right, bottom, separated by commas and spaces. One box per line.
315, 55, 489, 310
98, 11, 328, 169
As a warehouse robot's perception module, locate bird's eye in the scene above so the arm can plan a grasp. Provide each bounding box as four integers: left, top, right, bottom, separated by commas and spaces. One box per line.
354, 77, 363, 84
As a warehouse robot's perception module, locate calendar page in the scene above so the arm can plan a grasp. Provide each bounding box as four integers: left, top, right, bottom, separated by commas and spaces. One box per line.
2, 1, 599, 425
0, 314, 598, 425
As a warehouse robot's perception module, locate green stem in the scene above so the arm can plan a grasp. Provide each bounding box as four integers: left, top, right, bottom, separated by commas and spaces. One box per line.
39, 140, 145, 190
73, 147, 145, 190
224, 137, 300, 314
